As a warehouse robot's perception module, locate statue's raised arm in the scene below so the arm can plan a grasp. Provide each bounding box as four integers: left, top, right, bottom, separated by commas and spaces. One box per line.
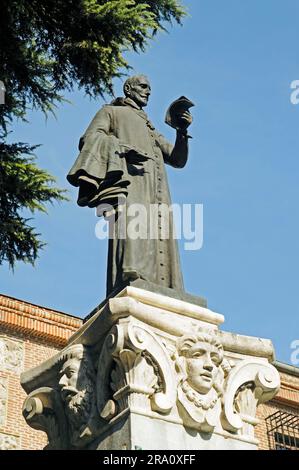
67, 75, 194, 297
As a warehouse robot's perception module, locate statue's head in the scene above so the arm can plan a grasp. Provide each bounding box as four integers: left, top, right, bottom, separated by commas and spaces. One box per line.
59, 345, 94, 401
58, 345, 95, 435
177, 331, 224, 395
123, 74, 151, 108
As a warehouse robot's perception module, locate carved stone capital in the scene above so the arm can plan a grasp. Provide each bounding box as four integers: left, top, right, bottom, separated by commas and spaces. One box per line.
21, 287, 281, 450
97, 319, 176, 421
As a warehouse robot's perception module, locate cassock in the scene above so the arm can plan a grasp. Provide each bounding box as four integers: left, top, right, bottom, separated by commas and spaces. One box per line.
67, 97, 185, 296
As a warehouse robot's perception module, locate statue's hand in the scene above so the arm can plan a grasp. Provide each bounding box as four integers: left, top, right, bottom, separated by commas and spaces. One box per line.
125, 149, 148, 166
176, 111, 193, 130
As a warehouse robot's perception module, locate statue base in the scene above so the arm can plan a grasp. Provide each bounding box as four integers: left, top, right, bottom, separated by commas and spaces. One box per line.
84, 279, 207, 323
21, 286, 280, 450
89, 411, 257, 451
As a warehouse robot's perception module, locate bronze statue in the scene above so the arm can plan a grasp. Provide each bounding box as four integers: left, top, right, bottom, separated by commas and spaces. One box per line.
67, 75, 193, 296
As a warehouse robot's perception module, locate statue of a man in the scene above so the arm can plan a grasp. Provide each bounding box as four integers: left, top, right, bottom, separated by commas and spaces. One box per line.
67, 75, 193, 296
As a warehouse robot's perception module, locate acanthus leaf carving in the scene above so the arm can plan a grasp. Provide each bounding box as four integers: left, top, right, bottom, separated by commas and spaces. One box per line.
110, 349, 157, 413
126, 322, 176, 413
96, 319, 176, 420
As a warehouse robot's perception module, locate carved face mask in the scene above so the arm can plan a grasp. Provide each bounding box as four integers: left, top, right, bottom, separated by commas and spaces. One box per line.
184, 341, 222, 395
59, 358, 82, 402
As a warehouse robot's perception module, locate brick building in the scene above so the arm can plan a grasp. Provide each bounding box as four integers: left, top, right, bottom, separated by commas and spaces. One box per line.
0, 294, 82, 450
256, 362, 299, 450
0, 293, 298, 450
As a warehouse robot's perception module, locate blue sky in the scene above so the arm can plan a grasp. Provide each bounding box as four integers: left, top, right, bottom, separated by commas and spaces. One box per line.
1, 0, 298, 364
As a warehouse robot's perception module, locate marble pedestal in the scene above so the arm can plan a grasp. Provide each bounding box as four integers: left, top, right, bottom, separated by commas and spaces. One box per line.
21, 287, 280, 450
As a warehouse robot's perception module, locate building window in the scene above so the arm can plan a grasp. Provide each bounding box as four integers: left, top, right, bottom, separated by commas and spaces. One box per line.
266, 410, 299, 450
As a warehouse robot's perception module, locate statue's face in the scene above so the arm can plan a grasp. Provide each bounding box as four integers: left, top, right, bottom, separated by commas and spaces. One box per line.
185, 341, 222, 395
59, 357, 82, 402
126, 76, 151, 108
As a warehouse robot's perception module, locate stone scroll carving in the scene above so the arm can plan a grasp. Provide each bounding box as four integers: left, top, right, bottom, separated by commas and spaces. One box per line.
221, 359, 280, 437
22, 319, 280, 448
96, 322, 280, 438
23, 387, 69, 449
96, 320, 177, 420
172, 332, 280, 437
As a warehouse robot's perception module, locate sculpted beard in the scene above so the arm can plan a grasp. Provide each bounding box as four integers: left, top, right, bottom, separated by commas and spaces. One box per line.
65, 384, 94, 430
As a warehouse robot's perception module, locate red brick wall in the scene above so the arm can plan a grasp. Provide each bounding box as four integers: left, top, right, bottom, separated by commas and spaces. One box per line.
0, 295, 82, 450
0, 326, 63, 449
256, 371, 299, 450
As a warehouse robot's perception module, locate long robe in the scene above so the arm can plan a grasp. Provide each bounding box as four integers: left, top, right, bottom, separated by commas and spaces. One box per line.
67, 98, 185, 296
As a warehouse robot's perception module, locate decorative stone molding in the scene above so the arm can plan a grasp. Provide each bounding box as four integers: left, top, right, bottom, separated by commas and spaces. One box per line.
0, 377, 8, 427
21, 287, 281, 450
0, 336, 24, 374
0, 432, 20, 450
173, 330, 224, 433
221, 359, 280, 437
22, 344, 103, 449
97, 320, 177, 420
22, 387, 69, 449
58, 344, 102, 447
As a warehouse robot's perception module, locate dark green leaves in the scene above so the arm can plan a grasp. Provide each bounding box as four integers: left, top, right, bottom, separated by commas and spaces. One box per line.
0, 141, 67, 268
0, 0, 185, 268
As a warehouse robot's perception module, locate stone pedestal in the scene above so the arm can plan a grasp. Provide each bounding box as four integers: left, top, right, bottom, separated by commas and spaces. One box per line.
21, 287, 280, 450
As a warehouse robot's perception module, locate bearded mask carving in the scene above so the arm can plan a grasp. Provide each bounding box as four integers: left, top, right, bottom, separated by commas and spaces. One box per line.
58, 345, 96, 446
